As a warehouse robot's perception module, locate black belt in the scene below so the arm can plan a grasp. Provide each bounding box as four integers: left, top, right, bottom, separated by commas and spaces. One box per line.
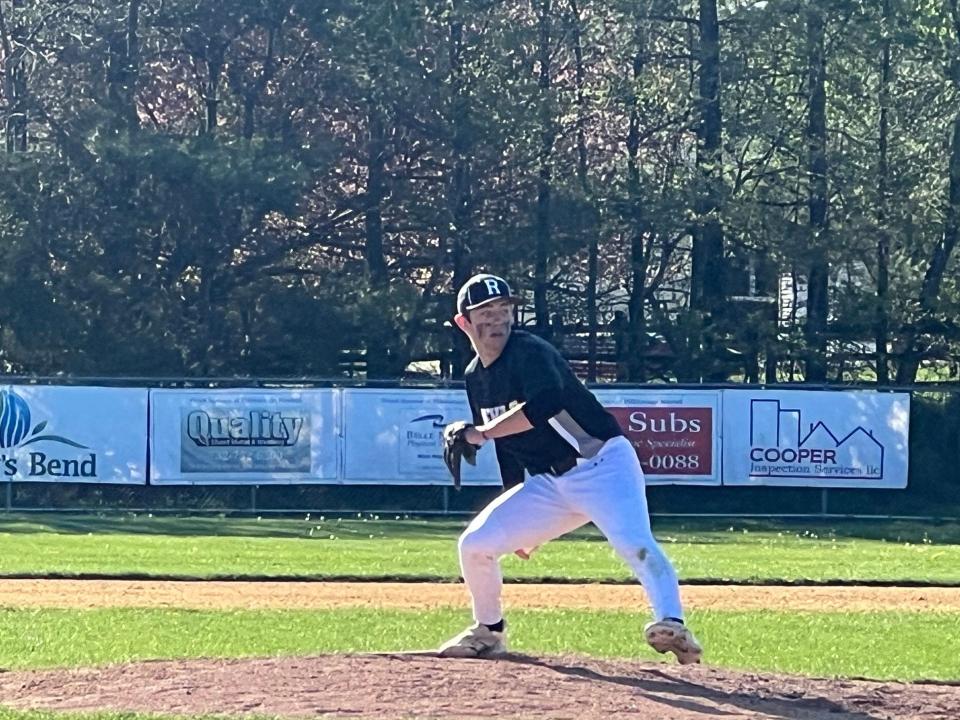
547, 455, 578, 477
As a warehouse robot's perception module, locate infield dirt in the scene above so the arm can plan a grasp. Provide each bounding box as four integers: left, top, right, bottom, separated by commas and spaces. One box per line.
2, 578, 960, 611
1, 653, 958, 719
1, 580, 958, 719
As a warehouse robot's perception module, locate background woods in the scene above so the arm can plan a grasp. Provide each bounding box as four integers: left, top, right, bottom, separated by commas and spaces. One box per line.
1, 0, 959, 384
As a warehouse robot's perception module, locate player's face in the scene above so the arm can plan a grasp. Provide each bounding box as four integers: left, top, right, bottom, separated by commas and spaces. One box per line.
466, 299, 514, 352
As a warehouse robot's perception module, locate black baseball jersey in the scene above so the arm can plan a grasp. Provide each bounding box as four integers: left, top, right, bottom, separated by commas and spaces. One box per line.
464, 329, 624, 487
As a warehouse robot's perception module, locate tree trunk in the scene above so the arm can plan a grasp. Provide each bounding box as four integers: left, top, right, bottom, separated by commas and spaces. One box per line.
364, 106, 389, 287
205, 43, 225, 135
804, 4, 829, 382
1, 2, 28, 152
625, 22, 649, 382
920, 119, 960, 309
895, 1, 960, 383
243, 94, 256, 140
691, 0, 725, 316
534, 0, 553, 337
449, 6, 472, 285
569, 0, 595, 380
875, 0, 891, 384
363, 104, 390, 378
125, 0, 141, 132
107, 0, 141, 135
0, 3, 11, 151
896, 112, 960, 383
448, 3, 475, 377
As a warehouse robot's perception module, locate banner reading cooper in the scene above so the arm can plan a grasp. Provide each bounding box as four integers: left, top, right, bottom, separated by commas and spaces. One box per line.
149, 389, 338, 484
722, 389, 909, 488
0, 385, 147, 483
341, 389, 502, 485
595, 390, 721, 485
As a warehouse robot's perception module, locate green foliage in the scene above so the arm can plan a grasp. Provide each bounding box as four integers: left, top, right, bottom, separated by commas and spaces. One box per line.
0, 133, 322, 374
1, 0, 960, 379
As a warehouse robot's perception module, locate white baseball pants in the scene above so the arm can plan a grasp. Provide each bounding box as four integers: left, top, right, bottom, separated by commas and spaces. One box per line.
458, 435, 684, 625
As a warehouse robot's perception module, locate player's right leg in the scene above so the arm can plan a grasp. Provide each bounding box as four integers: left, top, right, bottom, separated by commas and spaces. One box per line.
438, 476, 586, 658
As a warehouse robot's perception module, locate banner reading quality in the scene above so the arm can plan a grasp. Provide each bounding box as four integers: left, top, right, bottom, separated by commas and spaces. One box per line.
342, 389, 502, 485
0, 385, 147, 483
722, 389, 909, 488
150, 389, 338, 484
595, 390, 721, 485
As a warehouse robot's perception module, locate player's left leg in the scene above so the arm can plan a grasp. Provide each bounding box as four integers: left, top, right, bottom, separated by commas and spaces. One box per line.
561, 436, 702, 663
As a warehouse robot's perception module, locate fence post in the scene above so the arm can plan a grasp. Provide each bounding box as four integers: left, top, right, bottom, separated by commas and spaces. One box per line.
4, 483, 11, 512
251, 485, 257, 514
820, 488, 829, 518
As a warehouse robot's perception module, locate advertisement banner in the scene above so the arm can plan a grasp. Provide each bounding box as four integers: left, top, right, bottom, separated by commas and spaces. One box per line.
0, 385, 147, 484
722, 390, 910, 488
342, 389, 502, 485
595, 390, 721, 485
150, 389, 338, 484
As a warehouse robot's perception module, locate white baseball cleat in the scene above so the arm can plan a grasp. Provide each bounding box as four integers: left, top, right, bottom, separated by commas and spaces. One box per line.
438, 622, 507, 658
644, 619, 703, 665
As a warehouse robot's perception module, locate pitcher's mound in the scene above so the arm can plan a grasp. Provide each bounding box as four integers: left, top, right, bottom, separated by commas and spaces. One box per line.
1, 654, 957, 719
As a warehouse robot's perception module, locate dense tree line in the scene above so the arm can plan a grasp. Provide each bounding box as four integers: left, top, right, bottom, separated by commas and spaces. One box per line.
1, 0, 959, 383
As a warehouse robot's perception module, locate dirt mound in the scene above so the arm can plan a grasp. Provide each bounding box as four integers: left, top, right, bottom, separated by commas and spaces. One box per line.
1, 653, 957, 719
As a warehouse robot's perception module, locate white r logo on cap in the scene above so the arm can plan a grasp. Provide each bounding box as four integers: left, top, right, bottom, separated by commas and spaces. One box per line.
484, 278, 501, 295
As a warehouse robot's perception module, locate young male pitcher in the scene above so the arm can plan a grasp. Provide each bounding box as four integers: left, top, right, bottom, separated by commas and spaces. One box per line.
438, 273, 702, 664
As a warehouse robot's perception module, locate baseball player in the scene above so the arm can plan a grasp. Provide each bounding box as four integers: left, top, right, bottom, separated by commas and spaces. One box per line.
438, 273, 702, 664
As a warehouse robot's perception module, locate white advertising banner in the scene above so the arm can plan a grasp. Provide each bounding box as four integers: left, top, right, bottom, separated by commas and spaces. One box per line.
342, 389, 502, 485
150, 389, 339, 484
0, 385, 147, 483
722, 390, 910, 488
595, 390, 722, 485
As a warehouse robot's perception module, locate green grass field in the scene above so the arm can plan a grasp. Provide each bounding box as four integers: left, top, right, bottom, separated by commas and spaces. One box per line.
0, 606, 955, 681
0, 511, 958, 718
0, 608, 960, 680
1, 513, 959, 583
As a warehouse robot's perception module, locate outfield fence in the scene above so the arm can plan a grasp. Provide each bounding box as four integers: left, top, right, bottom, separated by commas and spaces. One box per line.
0, 378, 957, 518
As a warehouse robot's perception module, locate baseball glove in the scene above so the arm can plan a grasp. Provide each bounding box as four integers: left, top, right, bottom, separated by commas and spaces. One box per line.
443, 421, 479, 489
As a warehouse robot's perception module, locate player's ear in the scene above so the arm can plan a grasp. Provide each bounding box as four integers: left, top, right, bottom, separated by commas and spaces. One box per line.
454, 313, 471, 332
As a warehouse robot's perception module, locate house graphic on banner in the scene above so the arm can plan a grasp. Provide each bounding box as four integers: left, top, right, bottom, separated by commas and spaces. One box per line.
749, 399, 884, 480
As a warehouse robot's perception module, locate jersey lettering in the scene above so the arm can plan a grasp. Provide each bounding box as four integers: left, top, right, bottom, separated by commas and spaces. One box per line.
481, 405, 507, 423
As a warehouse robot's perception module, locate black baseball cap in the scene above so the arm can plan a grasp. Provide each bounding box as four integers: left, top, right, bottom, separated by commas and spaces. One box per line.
457, 274, 523, 315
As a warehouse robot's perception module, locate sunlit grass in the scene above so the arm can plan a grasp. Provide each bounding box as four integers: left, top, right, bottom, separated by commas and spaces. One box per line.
0, 607, 955, 682
0, 514, 958, 583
